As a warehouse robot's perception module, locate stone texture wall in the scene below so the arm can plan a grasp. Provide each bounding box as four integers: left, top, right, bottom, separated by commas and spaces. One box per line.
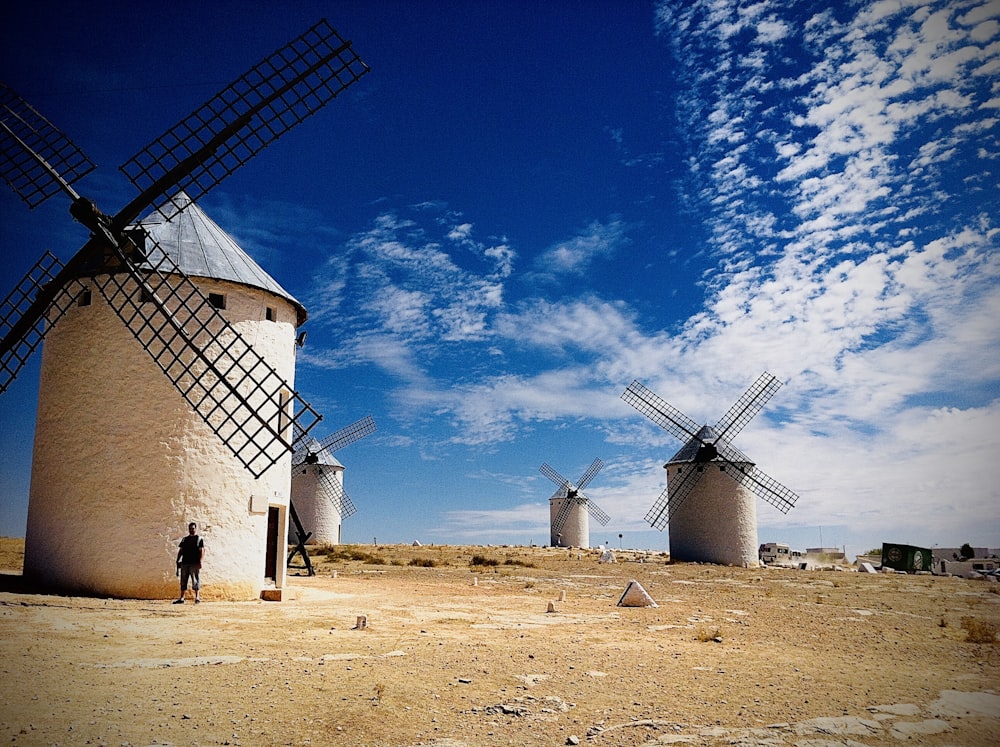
24, 275, 297, 599
667, 463, 759, 567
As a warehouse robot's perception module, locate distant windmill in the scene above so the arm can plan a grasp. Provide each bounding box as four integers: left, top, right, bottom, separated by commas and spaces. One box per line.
621, 373, 799, 566
288, 415, 376, 573
539, 458, 610, 549
0, 20, 370, 599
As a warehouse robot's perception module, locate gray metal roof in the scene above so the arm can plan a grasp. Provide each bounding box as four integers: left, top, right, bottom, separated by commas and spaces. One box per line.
134, 193, 306, 325
667, 425, 754, 465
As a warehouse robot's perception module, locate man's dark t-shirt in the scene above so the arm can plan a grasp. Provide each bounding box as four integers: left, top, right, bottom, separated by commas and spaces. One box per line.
179, 535, 204, 564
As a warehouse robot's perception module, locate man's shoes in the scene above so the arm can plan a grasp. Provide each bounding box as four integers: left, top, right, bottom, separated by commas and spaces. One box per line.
173, 598, 184, 604
194, 599, 201, 604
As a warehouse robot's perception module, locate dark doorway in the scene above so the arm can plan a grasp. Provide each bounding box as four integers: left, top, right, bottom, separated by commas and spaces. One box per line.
265, 507, 280, 581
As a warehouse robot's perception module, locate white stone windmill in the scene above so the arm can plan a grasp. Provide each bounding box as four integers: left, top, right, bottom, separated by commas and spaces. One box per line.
288, 414, 376, 558
621, 373, 799, 566
539, 458, 611, 548
0, 21, 370, 599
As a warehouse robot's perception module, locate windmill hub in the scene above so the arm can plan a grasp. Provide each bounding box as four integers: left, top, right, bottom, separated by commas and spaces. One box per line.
694, 442, 718, 462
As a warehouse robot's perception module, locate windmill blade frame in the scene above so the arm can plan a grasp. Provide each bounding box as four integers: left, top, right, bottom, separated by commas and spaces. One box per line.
720, 462, 799, 514
649, 462, 708, 528
314, 465, 358, 519
90, 229, 321, 477
712, 371, 781, 444
585, 498, 611, 526
0, 20, 372, 477
0, 82, 96, 208
311, 415, 377, 461
576, 457, 604, 490
621, 380, 702, 444
539, 462, 570, 490
116, 19, 370, 226
0, 252, 85, 393
550, 493, 578, 534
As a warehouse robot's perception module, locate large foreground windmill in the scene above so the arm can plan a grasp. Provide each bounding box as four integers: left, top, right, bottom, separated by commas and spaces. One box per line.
539, 458, 610, 548
621, 373, 799, 566
0, 20, 369, 599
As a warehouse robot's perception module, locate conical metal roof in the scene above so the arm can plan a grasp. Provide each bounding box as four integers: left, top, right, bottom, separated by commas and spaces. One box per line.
134, 193, 306, 325
666, 425, 754, 465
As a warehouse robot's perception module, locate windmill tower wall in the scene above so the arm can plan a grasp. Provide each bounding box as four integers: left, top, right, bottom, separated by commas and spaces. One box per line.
290, 465, 344, 544
24, 275, 298, 600
666, 462, 759, 567
550, 498, 590, 548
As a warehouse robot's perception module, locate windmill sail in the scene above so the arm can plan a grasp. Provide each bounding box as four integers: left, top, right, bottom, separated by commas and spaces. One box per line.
622, 374, 799, 529
541, 458, 611, 535
0, 20, 371, 477
117, 19, 369, 225
0, 252, 85, 392
293, 415, 376, 519
0, 82, 96, 208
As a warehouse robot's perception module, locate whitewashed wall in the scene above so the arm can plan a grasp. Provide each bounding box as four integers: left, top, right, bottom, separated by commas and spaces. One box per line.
550, 497, 590, 548
290, 464, 344, 545
667, 463, 759, 567
24, 275, 297, 599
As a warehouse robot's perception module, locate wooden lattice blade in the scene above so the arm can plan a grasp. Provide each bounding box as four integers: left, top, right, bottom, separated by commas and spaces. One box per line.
539, 462, 570, 488
621, 380, 702, 444
586, 497, 611, 526
316, 466, 358, 519
720, 462, 799, 514
115, 19, 370, 227
551, 494, 579, 535
0, 252, 88, 393
0, 82, 96, 208
90, 232, 320, 478
314, 415, 376, 457
712, 372, 781, 443
645, 463, 707, 529
576, 457, 604, 490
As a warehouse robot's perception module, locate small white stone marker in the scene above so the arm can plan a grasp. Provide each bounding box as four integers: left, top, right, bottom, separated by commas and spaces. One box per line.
355, 615, 368, 630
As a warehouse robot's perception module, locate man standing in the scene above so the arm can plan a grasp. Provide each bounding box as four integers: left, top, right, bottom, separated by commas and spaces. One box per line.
174, 522, 205, 604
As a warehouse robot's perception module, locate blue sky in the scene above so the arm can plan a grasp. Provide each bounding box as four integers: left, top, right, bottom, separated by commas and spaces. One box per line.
1, 0, 998, 559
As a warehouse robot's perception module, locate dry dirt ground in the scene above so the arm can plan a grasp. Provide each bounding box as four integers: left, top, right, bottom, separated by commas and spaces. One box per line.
0, 538, 998, 747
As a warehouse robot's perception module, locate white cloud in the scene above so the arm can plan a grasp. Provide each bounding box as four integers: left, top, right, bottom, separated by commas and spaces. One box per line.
533, 218, 629, 276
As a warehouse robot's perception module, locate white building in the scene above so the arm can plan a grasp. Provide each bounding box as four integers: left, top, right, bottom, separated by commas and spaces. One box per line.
24, 195, 303, 600
665, 426, 758, 567
549, 497, 590, 548
290, 445, 346, 545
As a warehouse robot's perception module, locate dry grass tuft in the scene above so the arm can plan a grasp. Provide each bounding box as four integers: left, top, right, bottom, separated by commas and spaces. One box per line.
961, 616, 997, 644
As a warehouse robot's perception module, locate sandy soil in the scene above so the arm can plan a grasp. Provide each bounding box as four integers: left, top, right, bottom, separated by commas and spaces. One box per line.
0, 538, 998, 747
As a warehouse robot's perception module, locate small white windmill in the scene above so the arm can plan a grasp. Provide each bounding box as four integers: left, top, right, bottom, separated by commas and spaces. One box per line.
289, 415, 376, 561
621, 373, 799, 566
539, 458, 611, 549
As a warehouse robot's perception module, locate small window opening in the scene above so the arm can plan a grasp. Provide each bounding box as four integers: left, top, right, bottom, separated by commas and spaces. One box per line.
208, 292, 226, 310
77, 288, 92, 307
265, 306, 276, 321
